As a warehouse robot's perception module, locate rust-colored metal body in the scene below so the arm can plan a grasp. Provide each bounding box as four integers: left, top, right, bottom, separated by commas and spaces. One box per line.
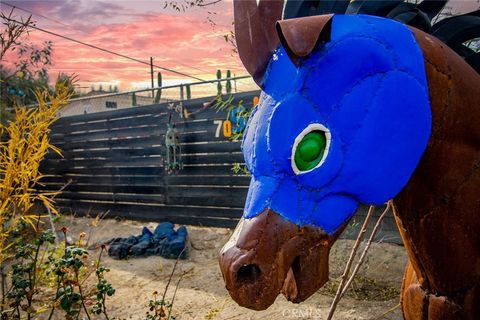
394, 28, 480, 319
220, 1, 480, 318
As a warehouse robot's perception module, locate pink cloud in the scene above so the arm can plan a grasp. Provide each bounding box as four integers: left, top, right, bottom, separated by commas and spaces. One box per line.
2, 0, 244, 90
11, 0, 477, 92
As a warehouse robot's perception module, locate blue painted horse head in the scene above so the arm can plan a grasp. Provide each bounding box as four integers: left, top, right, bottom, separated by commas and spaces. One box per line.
219, 0, 480, 314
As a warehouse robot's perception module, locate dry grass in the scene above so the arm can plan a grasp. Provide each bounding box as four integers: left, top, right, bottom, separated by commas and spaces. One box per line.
320, 276, 400, 301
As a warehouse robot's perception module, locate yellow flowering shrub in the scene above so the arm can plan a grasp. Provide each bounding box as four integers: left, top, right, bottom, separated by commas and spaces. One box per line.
0, 86, 71, 263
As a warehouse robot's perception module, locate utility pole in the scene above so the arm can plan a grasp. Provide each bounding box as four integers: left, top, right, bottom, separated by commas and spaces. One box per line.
150, 57, 154, 98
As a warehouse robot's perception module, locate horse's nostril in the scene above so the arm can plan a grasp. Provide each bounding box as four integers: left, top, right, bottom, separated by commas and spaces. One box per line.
236, 264, 262, 284
291, 256, 301, 277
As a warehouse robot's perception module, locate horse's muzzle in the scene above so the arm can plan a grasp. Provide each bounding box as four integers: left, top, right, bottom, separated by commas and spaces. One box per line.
219, 209, 342, 310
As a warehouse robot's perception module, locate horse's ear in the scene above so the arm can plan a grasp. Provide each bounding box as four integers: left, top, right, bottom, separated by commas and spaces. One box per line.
276, 15, 333, 65
233, 0, 284, 87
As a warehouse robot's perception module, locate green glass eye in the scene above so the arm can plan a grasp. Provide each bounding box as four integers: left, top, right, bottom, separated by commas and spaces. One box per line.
294, 131, 327, 172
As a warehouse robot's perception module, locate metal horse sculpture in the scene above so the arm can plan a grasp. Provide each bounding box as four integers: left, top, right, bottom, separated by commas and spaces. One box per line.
218, 1, 480, 319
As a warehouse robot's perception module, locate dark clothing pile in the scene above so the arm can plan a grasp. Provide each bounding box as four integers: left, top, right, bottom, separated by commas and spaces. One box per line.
107, 222, 188, 260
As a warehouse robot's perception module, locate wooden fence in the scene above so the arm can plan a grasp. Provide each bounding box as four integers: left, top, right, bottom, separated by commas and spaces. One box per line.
41, 91, 258, 228
41, 91, 401, 243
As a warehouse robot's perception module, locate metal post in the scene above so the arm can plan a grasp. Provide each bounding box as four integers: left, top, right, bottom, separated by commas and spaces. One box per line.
150, 57, 154, 98
234, 73, 238, 93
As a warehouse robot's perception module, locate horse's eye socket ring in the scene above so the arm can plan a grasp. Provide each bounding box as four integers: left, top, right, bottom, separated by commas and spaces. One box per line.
291, 123, 331, 175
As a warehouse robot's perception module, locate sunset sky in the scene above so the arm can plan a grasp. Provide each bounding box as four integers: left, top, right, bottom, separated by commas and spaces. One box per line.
1, 0, 243, 91
1, 1, 479, 92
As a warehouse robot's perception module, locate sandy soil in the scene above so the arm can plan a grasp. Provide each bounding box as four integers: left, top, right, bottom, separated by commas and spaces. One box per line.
58, 215, 408, 320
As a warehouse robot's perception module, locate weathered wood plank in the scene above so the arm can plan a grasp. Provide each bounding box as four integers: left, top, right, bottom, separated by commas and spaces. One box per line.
165, 175, 250, 186
40, 164, 240, 175
50, 138, 241, 155
42, 174, 250, 186
59, 205, 241, 228
41, 175, 164, 185
50, 136, 164, 151
42, 183, 166, 194
51, 113, 169, 134
55, 199, 244, 219
50, 128, 232, 145
60, 147, 164, 159
51, 126, 166, 142
166, 185, 248, 198
166, 196, 246, 208
43, 156, 164, 168
43, 152, 243, 169
182, 153, 244, 165
57, 191, 165, 204
40, 166, 165, 176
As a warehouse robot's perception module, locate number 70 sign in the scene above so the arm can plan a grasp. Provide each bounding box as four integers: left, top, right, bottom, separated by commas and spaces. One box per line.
213, 98, 256, 138
214, 120, 232, 138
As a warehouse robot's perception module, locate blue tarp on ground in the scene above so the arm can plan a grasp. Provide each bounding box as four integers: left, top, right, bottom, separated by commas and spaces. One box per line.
107, 222, 188, 259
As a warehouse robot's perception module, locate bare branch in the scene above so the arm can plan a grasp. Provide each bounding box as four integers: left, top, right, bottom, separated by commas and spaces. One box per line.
327, 202, 393, 319
339, 202, 392, 299
327, 205, 376, 320
0, 8, 33, 60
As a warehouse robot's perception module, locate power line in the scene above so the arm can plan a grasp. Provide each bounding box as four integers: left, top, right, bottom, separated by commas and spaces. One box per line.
3, 2, 69, 27
3, 2, 214, 76
4, 17, 206, 82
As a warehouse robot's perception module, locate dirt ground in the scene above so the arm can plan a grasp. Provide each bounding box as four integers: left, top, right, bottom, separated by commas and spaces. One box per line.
60, 215, 408, 320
